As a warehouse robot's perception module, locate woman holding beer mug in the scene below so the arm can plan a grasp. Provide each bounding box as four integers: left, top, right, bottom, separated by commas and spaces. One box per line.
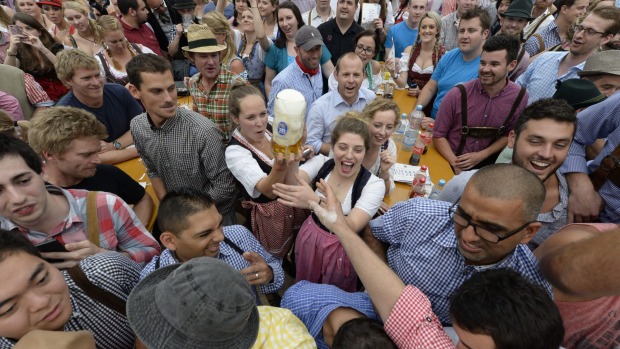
225, 85, 309, 259
273, 115, 385, 291
360, 98, 399, 196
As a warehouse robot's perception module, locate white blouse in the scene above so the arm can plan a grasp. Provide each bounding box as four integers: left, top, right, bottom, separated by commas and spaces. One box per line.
225, 129, 273, 199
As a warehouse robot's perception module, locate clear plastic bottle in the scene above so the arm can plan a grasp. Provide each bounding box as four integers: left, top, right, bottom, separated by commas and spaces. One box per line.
409, 133, 426, 165
415, 165, 428, 182
402, 126, 417, 152
422, 122, 434, 155
410, 177, 426, 198
409, 105, 424, 135
428, 179, 446, 200
393, 113, 408, 143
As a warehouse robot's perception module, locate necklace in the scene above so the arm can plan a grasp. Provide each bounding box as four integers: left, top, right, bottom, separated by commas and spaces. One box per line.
76, 31, 98, 46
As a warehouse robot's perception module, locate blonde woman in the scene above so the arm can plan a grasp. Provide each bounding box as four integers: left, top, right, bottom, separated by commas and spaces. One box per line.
64, 1, 102, 54
257, 0, 278, 39
95, 15, 154, 85
0, 5, 15, 31
237, 2, 271, 93
201, 11, 246, 77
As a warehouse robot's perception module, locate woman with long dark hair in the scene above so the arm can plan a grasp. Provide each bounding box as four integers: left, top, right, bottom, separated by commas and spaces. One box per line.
4, 12, 68, 101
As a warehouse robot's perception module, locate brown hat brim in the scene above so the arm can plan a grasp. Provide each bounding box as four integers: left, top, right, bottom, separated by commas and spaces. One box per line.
182, 44, 227, 53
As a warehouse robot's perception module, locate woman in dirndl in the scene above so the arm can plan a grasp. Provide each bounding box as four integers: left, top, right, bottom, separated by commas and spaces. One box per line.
225, 85, 308, 259
273, 115, 385, 291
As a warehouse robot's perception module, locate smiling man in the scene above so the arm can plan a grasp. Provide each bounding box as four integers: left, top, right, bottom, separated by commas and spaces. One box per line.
126, 53, 238, 227
440, 0, 480, 51
55, 49, 142, 165
517, 7, 619, 104
306, 52, 376, 155
368, 163, 551, 326
439, 99, 578, 249
498, 0, 533, 80
139, 188, 284, 304
385, 0, 426, 59
0, 231, 141, 348
434, 34, 527, 173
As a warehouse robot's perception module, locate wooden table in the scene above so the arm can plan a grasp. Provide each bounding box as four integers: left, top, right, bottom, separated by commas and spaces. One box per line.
384, 90, 454, 206
115, 157, 158, 230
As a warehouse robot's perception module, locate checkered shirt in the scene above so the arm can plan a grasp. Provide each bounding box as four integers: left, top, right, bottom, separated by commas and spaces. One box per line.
24, 72, 54, 107
0, 252, 141, 349
281, 280, 379, 349
0, 186, 160, 264
524, 20, 561, 56
131, 108, 237, 216
187, 70, 242, 140
439, 12, 459, 51
267, 61, 323, 117
384, 286, 455, 349
561, 92, 620, 223
140, 225, 285, 302
516, 51, 584, 105
370, 197, 552, 325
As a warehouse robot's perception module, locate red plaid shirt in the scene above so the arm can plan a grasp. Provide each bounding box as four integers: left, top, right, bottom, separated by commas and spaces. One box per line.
384, 286, 455, 349
2, 186, 160, 264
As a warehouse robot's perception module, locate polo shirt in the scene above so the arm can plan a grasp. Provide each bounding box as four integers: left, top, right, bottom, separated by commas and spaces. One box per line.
130, 107, 238, 217
305, 88, 376, 153
516, 51, 585, 104
318, 18, 365, 65
429, 48, 480, 118
0, 186, 160, 264
0, 253, 141, 349
267, 61, 323, 117
433, 78, 528, 155
369, 197, 552, 325
385, 20, 418, 58
120, 18, 162, 56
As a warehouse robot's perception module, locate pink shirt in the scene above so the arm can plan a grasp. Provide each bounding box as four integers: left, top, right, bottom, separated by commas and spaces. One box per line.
0, 91, 24, 121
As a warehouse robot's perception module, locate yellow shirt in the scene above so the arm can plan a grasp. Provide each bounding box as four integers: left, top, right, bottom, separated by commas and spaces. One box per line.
251, 306, 317, 348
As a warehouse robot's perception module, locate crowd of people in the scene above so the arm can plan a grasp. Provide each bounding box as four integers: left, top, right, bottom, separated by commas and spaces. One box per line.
0, 0, 620, 347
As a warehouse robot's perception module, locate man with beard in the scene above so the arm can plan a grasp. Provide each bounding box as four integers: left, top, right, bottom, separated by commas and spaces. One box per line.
439, 99, 579, 249
27, 107, 154, 227
118, 0, 163, 55
433, 34, 527, 172
497, 0, 532, 81
517, 7, 619, 104
268, 25, 326, 117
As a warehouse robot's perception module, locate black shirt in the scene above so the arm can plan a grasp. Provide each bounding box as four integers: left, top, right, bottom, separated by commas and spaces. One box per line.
64, 164, 146, 205
318, 18, 365, 65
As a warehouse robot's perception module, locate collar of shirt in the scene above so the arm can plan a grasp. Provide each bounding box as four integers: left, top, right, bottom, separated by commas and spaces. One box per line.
334, 88, 366, 107
311, 7, 335, 20
146, 109, 181, 132
330, 18, 359, 35
473, 77, 512, 98
120, 18, 141, 31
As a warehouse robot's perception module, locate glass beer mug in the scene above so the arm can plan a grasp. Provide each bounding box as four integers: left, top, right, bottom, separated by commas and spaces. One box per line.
272, 89, 306, 157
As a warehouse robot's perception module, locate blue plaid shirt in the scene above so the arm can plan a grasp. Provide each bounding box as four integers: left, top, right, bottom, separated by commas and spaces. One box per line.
267, 61, 323, 117
140, 225, 285, 302
561, 92, 620, 223
516, 51, 584, 105
524, 20, 562, 56
370, 198, 552, 326
281, 281, 379, 349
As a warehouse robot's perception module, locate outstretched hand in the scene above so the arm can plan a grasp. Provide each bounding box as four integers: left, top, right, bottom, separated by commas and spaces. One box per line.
308, 179, 353, 237
272, 173, 317, 209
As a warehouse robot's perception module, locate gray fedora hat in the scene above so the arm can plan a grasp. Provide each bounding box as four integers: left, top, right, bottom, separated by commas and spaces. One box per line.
127, 258, 260, 349
578, 50, 620, 77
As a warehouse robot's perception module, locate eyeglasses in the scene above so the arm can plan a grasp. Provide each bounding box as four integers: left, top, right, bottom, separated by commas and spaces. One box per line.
574, 25, 606, 37
151, 0, 165, 11
354, 44, 375, 55
448, 200, 534, 244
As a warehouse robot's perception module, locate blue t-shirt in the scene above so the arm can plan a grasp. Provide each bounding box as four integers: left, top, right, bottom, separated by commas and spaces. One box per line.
57, 83, 143, 142
264, 43, 332, 74
385, 21, 418, 58
430, 48, 480, 118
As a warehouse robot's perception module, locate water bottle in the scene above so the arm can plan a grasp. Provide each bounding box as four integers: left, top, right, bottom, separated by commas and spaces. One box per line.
409, 133, 426, 165
422, 122, 434, 155
402, 126, 417, 152
409, 105, 424, 134
428, 179, 446, 200
410, 177, 426, 198
393, 113, 408, 143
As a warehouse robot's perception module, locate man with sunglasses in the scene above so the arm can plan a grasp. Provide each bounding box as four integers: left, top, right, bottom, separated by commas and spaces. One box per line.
367, 164, 551, 326
517, 7, 619, 104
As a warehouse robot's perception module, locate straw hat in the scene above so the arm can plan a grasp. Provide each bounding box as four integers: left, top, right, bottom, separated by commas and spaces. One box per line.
182, 24, 227, 53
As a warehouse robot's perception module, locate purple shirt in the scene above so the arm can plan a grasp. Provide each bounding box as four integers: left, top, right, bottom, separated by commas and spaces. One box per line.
433, 78, 528, 154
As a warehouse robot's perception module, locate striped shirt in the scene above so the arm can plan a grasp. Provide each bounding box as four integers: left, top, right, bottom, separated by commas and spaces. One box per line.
187, 70, 245, 141
370, 198, 552, 325
0, 252, 141, 349
140, 225, 285, 302
0, 186, 159, 264
131, 107, 238, 216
